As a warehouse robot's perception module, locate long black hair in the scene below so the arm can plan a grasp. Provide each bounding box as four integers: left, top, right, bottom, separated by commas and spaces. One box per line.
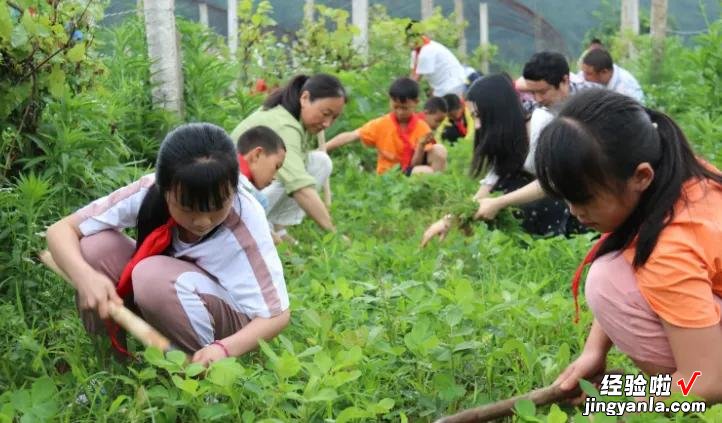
535, 89, 722, 266
467, 74, 529, 179
136, 123, 239, 248
263, 74, 346, 120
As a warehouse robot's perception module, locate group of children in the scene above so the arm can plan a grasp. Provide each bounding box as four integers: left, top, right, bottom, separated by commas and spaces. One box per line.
45, 44, 722, 403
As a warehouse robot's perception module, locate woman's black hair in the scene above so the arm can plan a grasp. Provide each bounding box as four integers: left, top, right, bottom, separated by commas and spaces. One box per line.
263, 73, 346, 120
535, 89, 722, 266
236, 125, 286, 154
466, 74, 529, 179
136, 123, 239, 248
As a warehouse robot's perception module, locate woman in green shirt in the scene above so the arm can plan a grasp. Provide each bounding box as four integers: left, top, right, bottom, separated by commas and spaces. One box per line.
231, 74, 346, 238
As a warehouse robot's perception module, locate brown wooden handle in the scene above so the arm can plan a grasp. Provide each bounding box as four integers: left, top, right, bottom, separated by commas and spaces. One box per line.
38, 250, 172, 352
435, 372, 616, 423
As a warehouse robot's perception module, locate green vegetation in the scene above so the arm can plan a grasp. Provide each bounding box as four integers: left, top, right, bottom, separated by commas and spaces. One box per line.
1, 1, 722, 421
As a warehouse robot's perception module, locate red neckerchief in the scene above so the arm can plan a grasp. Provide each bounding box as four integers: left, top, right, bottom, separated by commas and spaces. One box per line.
110, 217, 176, 356
412, 36, 431, 75
389, 112, 420, 170
237, 153, 255, 185
453, 105, 468, 137
571, 233, 610, 323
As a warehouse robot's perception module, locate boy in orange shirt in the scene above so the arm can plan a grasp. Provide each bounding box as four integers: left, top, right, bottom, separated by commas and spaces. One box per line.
326, 77, 447, 175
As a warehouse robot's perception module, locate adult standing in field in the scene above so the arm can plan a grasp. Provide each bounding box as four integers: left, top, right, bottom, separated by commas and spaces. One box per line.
406, 21, 467, 98
230, 74, 347, 239
473, 52, 595, 234
580, 48, 645, 103
541, 89, 722, 401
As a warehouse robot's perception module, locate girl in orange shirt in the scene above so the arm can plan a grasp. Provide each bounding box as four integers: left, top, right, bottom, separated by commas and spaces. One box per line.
536, 89, 722, 401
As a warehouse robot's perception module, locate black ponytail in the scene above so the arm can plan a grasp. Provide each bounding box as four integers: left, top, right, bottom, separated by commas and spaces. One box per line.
136, 123, 239, 249
263, 74, 346, 120
535, 89, 722, 266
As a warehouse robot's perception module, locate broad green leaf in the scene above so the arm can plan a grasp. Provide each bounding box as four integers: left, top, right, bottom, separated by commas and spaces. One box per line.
307, 387, 338, 402
336, 406, 372, 423
185, 363, 205, 377
333, 346, 363, 370
273, 351, 301, 379
432, 373, 465, 402
0, 1, 12, 40
47, 65, 65, 98
326, 370, 361, 388
514, 399, 536, 417
208, 359, 244, 388
10, 24, 27, 48
199, 403, 232, 420
546, 404, 567, 423
166, 349, 186, 366
66, 43, 85, 63
579, 378, 599, 398
297, 345, 322, 358
171, 375, 199, 395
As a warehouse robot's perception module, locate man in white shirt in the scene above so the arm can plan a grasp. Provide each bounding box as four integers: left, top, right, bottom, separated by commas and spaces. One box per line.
406, 22, 466, 97
581, 48, 644, 103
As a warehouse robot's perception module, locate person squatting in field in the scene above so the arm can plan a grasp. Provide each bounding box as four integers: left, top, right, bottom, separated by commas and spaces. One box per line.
472, 52, 594, 235
539, 90, 722, 401
421, 73, 585, 246
46, 123, 290, 366
326, 77, 448, 176
231, 74, 347, 242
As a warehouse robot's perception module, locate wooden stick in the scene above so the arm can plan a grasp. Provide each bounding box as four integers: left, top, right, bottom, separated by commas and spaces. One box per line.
317, 130, 332, 207
38, 250, 172, 352
435, 372, 614, 423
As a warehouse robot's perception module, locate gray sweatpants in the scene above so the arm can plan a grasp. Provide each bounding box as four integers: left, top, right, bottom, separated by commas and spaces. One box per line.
262, 151, 333, 227
78, 230, 249, 353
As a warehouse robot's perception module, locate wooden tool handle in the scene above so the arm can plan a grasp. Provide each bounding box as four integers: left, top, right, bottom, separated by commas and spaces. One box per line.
38, 250, 172, 352
435, 372, 613, 423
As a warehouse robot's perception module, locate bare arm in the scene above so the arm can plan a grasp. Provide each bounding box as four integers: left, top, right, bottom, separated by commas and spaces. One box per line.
475, 180, 546, 220
410, 133, 433, 167
474, 183, 493, 201
192, 309, 291, 365
556, 319, 613, 391
325, 129, 360, 152
664, 321, 722, 401
46, 216, 123, 319
293, 186, 335, 231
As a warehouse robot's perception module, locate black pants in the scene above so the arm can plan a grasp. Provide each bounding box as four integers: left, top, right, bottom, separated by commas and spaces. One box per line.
494, 172, 588, 236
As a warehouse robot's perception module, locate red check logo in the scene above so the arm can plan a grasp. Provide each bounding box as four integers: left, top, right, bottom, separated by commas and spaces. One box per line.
677, 371, 701, 396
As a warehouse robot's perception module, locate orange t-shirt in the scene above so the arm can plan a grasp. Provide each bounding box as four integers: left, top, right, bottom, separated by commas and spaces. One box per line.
358, 113, 432, 174
623, 176, 722, 328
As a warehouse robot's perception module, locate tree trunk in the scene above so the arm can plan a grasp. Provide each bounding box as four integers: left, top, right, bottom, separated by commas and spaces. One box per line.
227, 0, 238, 56
479, 2, 489, 74
143, 0, 183, 116
421, 0, 433, 20
198, 1, 208, 28
454, 0, 466, 57
650, 0, 668, 82
620, 0, 639, 59
352, 0, 368, 61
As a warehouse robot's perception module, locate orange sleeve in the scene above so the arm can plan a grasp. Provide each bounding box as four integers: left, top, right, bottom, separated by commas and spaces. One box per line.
633, 223, 721, 328
358, 117, 384, 148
